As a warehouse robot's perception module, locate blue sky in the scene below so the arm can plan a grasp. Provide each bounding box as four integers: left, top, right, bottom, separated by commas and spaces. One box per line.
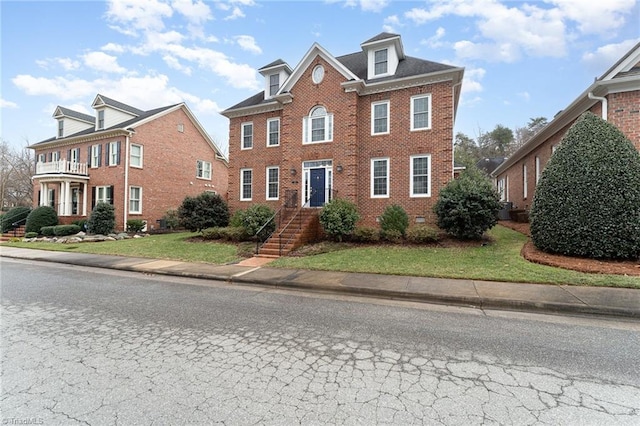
2, 0, 639, 155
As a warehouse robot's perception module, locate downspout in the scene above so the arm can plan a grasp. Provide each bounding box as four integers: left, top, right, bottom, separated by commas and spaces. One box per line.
588, 92, 608, 120
451, 78, 463, 179
123, 129, 133, 231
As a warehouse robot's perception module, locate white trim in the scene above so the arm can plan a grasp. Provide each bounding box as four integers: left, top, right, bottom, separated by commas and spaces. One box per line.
196, 160, 212, 180
523, 164, 528, 199
240, 168, 253, 201
241, 122, 253, 150
535, 156, 540, 183
266, 166, 279, 200
371, 100, 390, 135
497, 177, 506, 202
303, 106, 333, 144
129, 186, 142, 214
266, 118, 280, 147
410, 154, 431, 197
410, 94, 432, 131
370, 157, 390, 198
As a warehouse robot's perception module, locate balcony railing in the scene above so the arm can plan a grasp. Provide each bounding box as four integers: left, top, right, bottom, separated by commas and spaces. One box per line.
35, 160, 88, 176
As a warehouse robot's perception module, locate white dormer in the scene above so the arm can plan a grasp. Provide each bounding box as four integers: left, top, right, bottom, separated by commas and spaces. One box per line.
52, 106, 95, 139
258, 60, 293, 99
91, 94, 143, 131
361, 32, 405, 80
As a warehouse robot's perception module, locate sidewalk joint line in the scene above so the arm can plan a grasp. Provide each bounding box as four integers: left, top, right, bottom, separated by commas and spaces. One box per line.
233, 267, 261, 278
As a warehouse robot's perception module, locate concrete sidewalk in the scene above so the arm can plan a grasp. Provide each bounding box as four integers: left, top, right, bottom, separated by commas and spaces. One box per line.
2, 246, 639, 318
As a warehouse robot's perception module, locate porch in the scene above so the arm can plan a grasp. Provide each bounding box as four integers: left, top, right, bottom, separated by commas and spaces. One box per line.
33, 162, 90, 218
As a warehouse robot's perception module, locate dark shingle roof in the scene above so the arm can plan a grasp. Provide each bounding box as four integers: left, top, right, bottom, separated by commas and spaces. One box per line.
259, 59, 287, 71
362, 32, 400, 45
57, 106, 95, 123
223, 91, 268, 112
96, 94, 145, 115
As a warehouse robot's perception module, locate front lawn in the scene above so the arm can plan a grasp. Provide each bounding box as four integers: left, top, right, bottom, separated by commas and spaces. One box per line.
270, 226, 640, 289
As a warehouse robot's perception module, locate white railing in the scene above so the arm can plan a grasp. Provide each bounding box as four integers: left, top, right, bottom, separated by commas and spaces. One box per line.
36, 160, 88, 176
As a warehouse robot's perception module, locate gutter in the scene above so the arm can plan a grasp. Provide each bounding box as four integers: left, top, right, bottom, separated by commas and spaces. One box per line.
588, 92, 608, 120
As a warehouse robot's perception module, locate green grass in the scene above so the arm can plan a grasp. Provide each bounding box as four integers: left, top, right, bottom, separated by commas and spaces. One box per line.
4, 232, 241, 265
271, 226, 640, 289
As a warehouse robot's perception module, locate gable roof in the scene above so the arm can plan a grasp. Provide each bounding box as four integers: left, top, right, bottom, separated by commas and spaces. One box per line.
92, 94, 145, 116
492, 40, 640, 178
53, 106, 95, 123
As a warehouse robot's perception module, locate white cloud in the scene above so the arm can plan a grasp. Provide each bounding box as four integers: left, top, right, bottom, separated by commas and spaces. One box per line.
102, 43, 126, 53
461, 66, 485, 94
582, 38, 640, 73
517, 91, 530, 102
234, 35, 262, 54
0, 98, 18, 109
171, 0, 212, 24
82, 52, 127, 74
163, 55, 193, 75
106, 0, 173, 34
36, 57, 81, 71
421, 27, 446, 49
359, 0, 389, 13
224, 6, 245, 20
546, 0, 636, 36
12, 75, 95, 100
383, 15, 400, 33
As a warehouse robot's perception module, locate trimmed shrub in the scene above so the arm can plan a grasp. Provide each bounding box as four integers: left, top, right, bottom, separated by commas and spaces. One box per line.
24, 232, 38, 238
87, 202, 116, 235
202, 226, 249, 242
72, 219, 87, 231
319, 199, 360, 242
380, 228, 403, 243
530, 112, 640, 259
380, 204, 409, 236
352, 226, 380, 243
406, 225, 440, 244
178, 192, 230, 232
54, 224, 81, 236
163, 209, 180, 230
25, 206, 58, 234
434, 168, 502, 240
40, 226, 56, 236
232, 204, 275, 240
1, 206, 31, 232
126, 219, 146, 233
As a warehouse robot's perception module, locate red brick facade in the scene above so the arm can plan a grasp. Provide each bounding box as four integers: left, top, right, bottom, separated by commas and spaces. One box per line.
224, 35, 463, 227
31, 103, 228, 232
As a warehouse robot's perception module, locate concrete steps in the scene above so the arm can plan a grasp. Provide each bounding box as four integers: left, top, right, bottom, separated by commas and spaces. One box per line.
257, 209, 320, 257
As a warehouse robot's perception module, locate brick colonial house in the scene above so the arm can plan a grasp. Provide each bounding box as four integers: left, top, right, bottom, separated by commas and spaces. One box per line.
492, 41, 640, 210
29, 94, 228, 232
222, 33, 464, 255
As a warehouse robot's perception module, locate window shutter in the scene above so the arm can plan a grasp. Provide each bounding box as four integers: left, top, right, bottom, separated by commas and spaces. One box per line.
51, 189, 55, 208
116, 141, 121, 165
109, 186, 114, 205
105, 143, 110, 165
48, 152, 52, 162
92, 187, 96, 209
57, 151, 61, 161
87, 147, 92, 167
38, 190, 41, 206
67, 149, 71, 161
98, 145, 102, 167
76, 148, 80, 161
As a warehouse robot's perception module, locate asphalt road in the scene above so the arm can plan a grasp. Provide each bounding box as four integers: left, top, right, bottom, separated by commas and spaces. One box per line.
2, 258, 639, 425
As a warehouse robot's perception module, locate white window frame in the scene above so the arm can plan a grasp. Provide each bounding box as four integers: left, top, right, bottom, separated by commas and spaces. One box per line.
497, 178, 506, 202
240, 168, 253, 201
370, 158, 390, 198
523, 164, 528, 199
96, 186, 112, 204
38, 153, 46, 163
411, 94, 432, 131
303, 106, 333, 144
70, 148, 79, 163
129, 186, 142, 214
410, 154, 431, 197
374, 48, 388, 76
535, 156, 540, 183
97, 110, 105, 130
266, 166, 279, 200
267, 118, 280, 147
241, 122, 253, 150
58, 119, 64, 138
91, 145, 100, 168
371, 101, 390, 135
269, 74, 279, 96
130, 144, 143, 168
196, 160, 212, 180
51, 151, 59, 162
108, 141, 118, 166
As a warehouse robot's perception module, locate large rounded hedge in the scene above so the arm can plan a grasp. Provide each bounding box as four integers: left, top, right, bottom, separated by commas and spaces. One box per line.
25, 206, 58, 234
530, 112, 640, 259
178, 192, 230, 232
1, 206, 31, 232
87, 202, 116, 235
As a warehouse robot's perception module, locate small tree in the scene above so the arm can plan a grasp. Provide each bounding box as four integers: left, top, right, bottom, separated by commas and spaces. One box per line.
434, 168, 501, 240
87, 202, 116, 235
25, 206, 57, 234
530, 112, 640, 259
178, 192, 229, 232
319, 199, 360, 242
380, 204, 409, 236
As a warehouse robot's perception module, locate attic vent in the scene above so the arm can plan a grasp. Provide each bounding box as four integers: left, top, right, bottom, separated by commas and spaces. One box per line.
177, 124, 184, 133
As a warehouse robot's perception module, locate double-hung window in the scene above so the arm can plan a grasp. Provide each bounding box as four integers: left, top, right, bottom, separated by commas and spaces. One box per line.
303, 106, 333, 143
107, 141, 120, 166
497, 178, 506, 202
130, 144, 143, 168
411, 94, 431, 131
372, 101, 389, 135
266, 166, 279, 200
129, 186, 142, 214
97, 110, 105, 130
371, 158, 389, 198
374, 49, 388, 75
91, 145, 101, 168
38, 153, 46, 163
241, 122, 253, 149
269, 74, 279, 96
51, 151, 59, 162
410, 155, 431, 197
95, 185, 113, 205
240, 169, 252, 201
267, 118, 280, 147
196, 160, 212, 180
58, 120, 64, 138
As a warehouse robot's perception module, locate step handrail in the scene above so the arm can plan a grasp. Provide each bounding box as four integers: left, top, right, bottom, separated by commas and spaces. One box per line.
254, 190, 297, 254
277, 188, 319, 256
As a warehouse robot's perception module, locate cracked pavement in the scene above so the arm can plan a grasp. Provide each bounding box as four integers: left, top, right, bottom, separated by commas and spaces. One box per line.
2, 259, 639, 425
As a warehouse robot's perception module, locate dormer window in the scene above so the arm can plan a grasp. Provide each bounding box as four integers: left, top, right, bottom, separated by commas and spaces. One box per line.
57, 119, 64, 138
269, 74, 279, 96
374, 49, 388, 75
97, 110, 105, 130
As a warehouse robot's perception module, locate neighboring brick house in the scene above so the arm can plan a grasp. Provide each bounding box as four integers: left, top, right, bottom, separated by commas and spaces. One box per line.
29, 94, 228, 232
492, 41, 640, 211
221, 33, 463, 253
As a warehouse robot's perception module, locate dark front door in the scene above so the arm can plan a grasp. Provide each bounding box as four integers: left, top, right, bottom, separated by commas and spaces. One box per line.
310, 168, 325, 207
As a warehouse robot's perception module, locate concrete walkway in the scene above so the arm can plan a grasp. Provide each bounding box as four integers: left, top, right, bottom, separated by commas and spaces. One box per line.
1, 246, 638, 318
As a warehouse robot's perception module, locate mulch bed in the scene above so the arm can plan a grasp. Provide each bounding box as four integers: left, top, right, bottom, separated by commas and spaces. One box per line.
499, 221, 640, 276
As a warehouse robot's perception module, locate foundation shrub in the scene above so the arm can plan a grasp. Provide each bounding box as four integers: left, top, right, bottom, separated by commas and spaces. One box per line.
380, 204, 409, 236
406, 225, 440, 244
40, 226, 56, 236
87, 202, 116, 235
54, 224, 81, 236
25, 206, 58, 234
352, 226, 380, 243
319, 199, 360, 242
178, 192, 230, 232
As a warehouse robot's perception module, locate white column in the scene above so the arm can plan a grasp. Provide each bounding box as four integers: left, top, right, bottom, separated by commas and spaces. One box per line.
39, 182, 45, 206
43, 183, 49, 206
82, 182, 88, 217
58, 183, 64, 215
64, 181, 72, 216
